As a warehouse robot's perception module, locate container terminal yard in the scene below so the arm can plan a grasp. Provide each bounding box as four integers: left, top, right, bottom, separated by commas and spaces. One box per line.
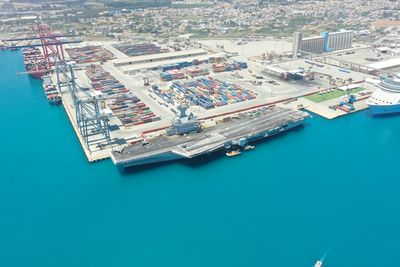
11, 22, 400, 166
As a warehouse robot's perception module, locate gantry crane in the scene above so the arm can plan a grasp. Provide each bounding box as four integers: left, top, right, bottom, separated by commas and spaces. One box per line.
56, 64, 112, 149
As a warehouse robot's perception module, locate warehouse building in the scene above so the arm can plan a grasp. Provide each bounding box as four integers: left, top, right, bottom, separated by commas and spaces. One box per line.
119, 53, 225, 75
112, 49, 208, 67
325, 30, 354, 52
292, 32, 303, 56
300, 36, 325, 54
367, 57, 400, 71
293, 30, 354, 55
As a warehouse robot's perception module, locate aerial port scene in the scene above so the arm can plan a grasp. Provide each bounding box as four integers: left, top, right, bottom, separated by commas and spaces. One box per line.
1, 0, 400, 266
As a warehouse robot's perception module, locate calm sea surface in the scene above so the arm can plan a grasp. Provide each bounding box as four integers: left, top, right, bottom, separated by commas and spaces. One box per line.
1, 50, 400, 267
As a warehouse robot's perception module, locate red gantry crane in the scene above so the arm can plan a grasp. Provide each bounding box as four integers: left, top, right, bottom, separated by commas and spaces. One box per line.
36, 16, 65, 68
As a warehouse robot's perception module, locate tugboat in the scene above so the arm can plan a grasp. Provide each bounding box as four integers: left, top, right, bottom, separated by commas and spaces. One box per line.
314, 260, 323, 267
226, 150, 241, 157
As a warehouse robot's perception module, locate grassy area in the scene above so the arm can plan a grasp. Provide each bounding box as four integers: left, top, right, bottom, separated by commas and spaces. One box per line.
304, 88, 364, 103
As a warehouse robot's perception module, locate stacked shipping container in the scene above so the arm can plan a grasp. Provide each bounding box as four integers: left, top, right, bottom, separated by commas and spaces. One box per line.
212, 61, 248, 73
185, 67, 210, 78
85, 65, 159, 127
65, 46, 114, 64
113, 43, 169, 57
160, 70, 185, 81
151, 77, 256, 110
108, 94, 160, 127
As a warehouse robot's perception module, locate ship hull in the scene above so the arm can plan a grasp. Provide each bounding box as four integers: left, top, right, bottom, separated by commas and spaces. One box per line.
29, 71, 44, 80
122, 151, 184, 168
368, 103, 400, 116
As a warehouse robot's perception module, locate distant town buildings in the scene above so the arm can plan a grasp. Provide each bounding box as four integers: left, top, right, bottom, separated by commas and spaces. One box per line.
0, 0, 399, 45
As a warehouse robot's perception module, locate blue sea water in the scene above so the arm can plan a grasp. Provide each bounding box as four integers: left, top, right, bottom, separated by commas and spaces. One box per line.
1, 50, 400, 267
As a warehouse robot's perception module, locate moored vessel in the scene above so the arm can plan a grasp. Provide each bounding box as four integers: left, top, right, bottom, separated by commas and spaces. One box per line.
111, 107, 310, 168
226, 150, 241, 157
367, 77, 400, 115
22, 47, 47, 80
244, 145, 255, 151
42, 75, 62, 105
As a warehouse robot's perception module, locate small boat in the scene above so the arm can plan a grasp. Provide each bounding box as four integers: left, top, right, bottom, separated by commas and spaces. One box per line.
47, 95, 62, 105
314, 260, 323, 267
244, 145, 255, 151
226, 150, 241, 157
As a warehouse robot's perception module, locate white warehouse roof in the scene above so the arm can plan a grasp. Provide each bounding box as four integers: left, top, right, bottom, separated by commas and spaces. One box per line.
112, 49, 208, 66
367, 57, 400, 70
119, 53, 224, 74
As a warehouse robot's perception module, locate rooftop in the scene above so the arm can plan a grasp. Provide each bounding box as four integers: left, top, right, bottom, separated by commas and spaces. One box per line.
112, 49, 208, 66
119, 53, 224, 73
367, 57, 400, 70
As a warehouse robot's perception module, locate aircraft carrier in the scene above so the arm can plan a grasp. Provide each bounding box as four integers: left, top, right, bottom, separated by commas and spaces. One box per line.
111, 106, 310, 168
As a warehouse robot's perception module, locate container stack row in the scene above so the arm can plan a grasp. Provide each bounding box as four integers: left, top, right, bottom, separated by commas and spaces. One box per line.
113, 43, 169, 57
85, 65, 159, 127
86, 66, 128, 95
160, 70, 185, 81
208, 56, 225, 63
150, 85, 180, 106
160, 61, 197, 72
108, 94, 160, 127
185, 67, 210, 78
65, 45, 114, 64
160, 61, 210, 79
151, 77, 256, 110
212, 61, 247, 73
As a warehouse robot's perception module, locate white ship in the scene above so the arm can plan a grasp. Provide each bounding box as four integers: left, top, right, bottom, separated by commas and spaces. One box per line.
367, 77, 400, 115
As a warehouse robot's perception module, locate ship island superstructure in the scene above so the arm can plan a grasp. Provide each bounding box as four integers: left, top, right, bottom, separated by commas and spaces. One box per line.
111, 106, 310, 168
166, 105, 201, 136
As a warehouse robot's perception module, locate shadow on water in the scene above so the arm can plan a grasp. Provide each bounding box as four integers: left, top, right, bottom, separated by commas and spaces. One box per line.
119, 160, 175, 176
119, 125, 306, 176
119, 152, 226, 176
367, 112, 400, 119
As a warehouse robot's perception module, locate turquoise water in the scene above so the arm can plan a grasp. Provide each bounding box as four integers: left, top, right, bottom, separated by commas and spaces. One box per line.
1, 50, 400, 267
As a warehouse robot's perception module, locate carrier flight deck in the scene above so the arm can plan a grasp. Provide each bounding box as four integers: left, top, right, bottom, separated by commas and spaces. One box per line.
111, 107, 310, 168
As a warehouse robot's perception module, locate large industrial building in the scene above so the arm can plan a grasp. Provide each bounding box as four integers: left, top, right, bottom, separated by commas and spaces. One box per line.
326, 30, 354, 52
112, 49, 224, 75
293, 30, 354, 55
113, 49, 208, 67
300, 36, 325, 54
